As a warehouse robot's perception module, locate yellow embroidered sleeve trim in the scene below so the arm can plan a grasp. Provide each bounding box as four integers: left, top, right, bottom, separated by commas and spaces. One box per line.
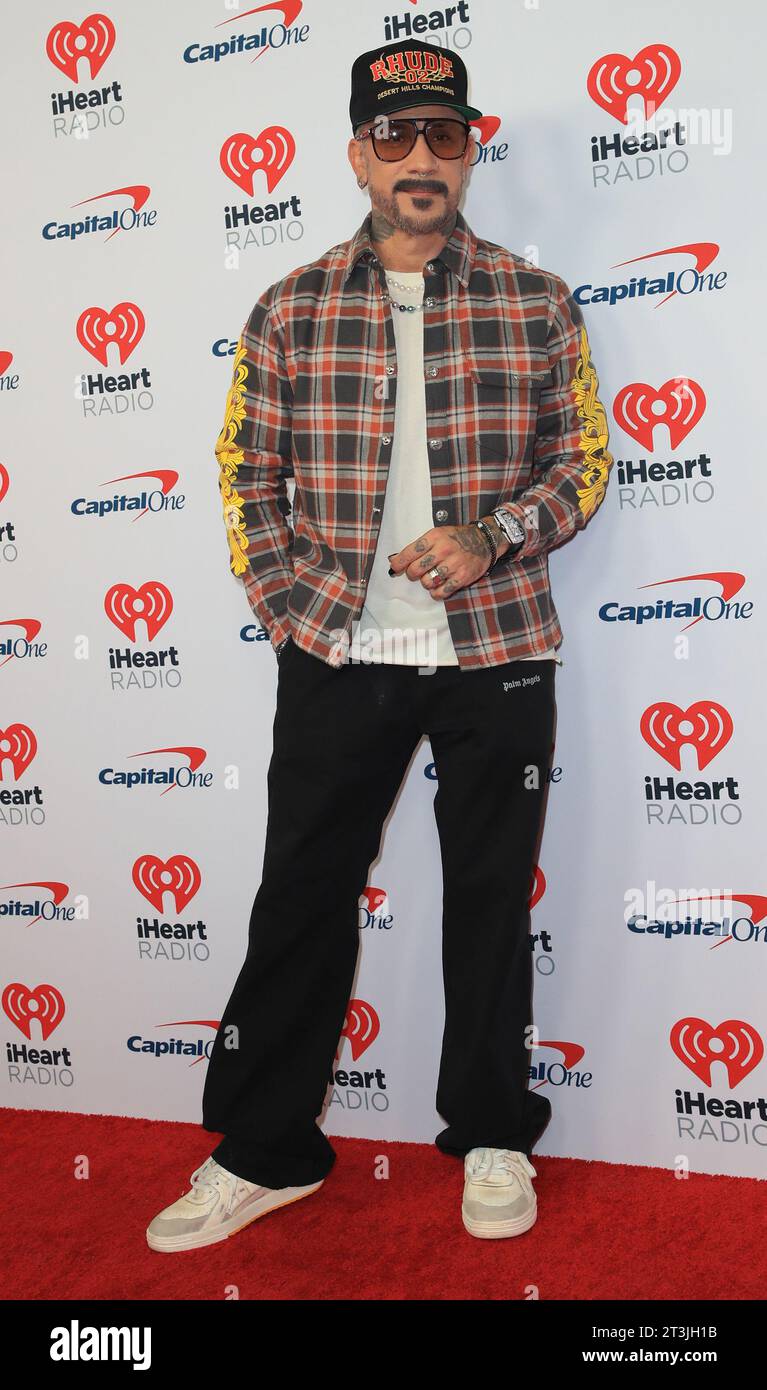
214, 336, 249, 577
571, 326, 614, 520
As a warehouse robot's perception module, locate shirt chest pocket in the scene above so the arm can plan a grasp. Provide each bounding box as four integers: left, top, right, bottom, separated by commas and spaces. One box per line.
468, 364, 553, 464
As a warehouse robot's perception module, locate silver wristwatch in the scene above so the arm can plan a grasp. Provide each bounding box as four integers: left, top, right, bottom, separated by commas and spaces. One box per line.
491, 506, 526, 554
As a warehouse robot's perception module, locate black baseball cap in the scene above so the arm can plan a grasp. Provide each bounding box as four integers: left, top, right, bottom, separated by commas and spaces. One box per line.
349, 39, 482, 130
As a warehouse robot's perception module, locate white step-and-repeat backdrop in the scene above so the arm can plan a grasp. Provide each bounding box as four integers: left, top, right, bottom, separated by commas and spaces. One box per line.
3, 0, 765, 1179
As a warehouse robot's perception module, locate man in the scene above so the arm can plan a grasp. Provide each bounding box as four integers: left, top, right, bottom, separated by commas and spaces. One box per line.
147, 38, 613, 1253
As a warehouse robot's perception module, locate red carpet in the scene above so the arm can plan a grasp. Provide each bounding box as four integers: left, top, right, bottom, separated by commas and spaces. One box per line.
5, 1106, 765, 1301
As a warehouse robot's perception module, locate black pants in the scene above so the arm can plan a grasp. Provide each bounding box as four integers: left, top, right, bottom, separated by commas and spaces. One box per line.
201, 638, 557, 1188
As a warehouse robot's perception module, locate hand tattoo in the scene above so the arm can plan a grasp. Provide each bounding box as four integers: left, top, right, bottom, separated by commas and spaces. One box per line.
449, 525, 492, 560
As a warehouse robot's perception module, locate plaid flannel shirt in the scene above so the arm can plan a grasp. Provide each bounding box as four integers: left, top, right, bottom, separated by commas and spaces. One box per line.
214, 209, 614, 669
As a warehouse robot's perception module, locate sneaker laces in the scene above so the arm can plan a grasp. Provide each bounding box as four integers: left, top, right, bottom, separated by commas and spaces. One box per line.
465, 1147, 537, 1189
187, 1158, 247, 1216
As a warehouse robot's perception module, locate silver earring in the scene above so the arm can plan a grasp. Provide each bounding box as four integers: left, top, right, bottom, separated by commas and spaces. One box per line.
357, 177, 368, 189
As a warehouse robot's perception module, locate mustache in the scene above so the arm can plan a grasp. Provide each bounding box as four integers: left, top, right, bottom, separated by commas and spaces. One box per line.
394, 180, 448, 197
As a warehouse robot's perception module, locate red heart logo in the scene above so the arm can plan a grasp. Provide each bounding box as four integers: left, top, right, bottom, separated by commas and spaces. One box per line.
613, 378, 706, 450
104, 581, 173, 641
529, 865, 545, 909
670, 1017, 763, 1088
2, 982, 66, 1040
0, 724, 38, 779
339, 998, 380, 1061
76, 303, 145, 367
132, 854, 202, 913
640, 700, 733, 771
220, 128, 296, 195
46, 13, 116, 83
587, 44, 681, 124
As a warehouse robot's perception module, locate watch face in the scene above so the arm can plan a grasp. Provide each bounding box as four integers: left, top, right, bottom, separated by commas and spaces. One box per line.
495, 509, 524, 544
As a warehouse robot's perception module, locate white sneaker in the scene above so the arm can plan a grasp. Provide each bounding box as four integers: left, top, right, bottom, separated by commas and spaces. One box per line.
146, 1155, 325, 1253
461, 1147, 538, 1239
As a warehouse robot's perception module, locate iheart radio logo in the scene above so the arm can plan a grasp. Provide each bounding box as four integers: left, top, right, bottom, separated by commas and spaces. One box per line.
220, 128, 295, 195
132, 854, 202, 913
671, 1017, 763, 1088
0, 725, 38, 780
613, 378, 706, 450
640, 701, 733, 771
104, 581, 173, 641
3, 982, 65, 1040
0, 352, 13, 376
587, 44, 681, 124
529, 865, 545, 909
339, 998, 380, 1061
76, 303, 145, 366
46, 12, 116, 82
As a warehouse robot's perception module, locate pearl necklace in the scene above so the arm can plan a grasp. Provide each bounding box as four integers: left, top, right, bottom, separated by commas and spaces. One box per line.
384, 273, 425, 313
386, 274, 424, 293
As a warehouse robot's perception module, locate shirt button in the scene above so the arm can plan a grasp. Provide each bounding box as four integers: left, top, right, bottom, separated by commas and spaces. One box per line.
382, 435, 392, 445
373, 506, 381, 515
385, 364, 395, 374
429, 438, 442, 450
435, 508, 448, 521
427, 366, 438, 377
425, 262, 434, 272
425, 297, 436, 307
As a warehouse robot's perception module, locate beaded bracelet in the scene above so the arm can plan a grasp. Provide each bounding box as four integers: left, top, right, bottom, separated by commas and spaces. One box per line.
474, 519, 498, 571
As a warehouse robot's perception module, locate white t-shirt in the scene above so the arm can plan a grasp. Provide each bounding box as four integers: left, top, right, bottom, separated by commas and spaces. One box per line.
348, 268, 562, 667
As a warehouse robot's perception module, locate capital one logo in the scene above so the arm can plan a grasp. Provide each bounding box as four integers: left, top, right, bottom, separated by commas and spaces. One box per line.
0, 462, 9, 503
3, 982, 65, 1040
613, 377, 706, 450
671, 1017, 763, 1087
220, 128, 295, 195
0, 619, 43, 669
215, 0, 304, 38
641, 701, 733, 771
46, 12, 116, 82
531, 1040, 587, 1082
471, 115, 502, 146
0, 724, 37, 779
338, 998, 380, 1061
0, 353, 13, 377
361, 887, 387, 914
77, 303, 145, 365
133, 854, 201, 913
587, 44, 681, 124
104, 581, 173, 640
